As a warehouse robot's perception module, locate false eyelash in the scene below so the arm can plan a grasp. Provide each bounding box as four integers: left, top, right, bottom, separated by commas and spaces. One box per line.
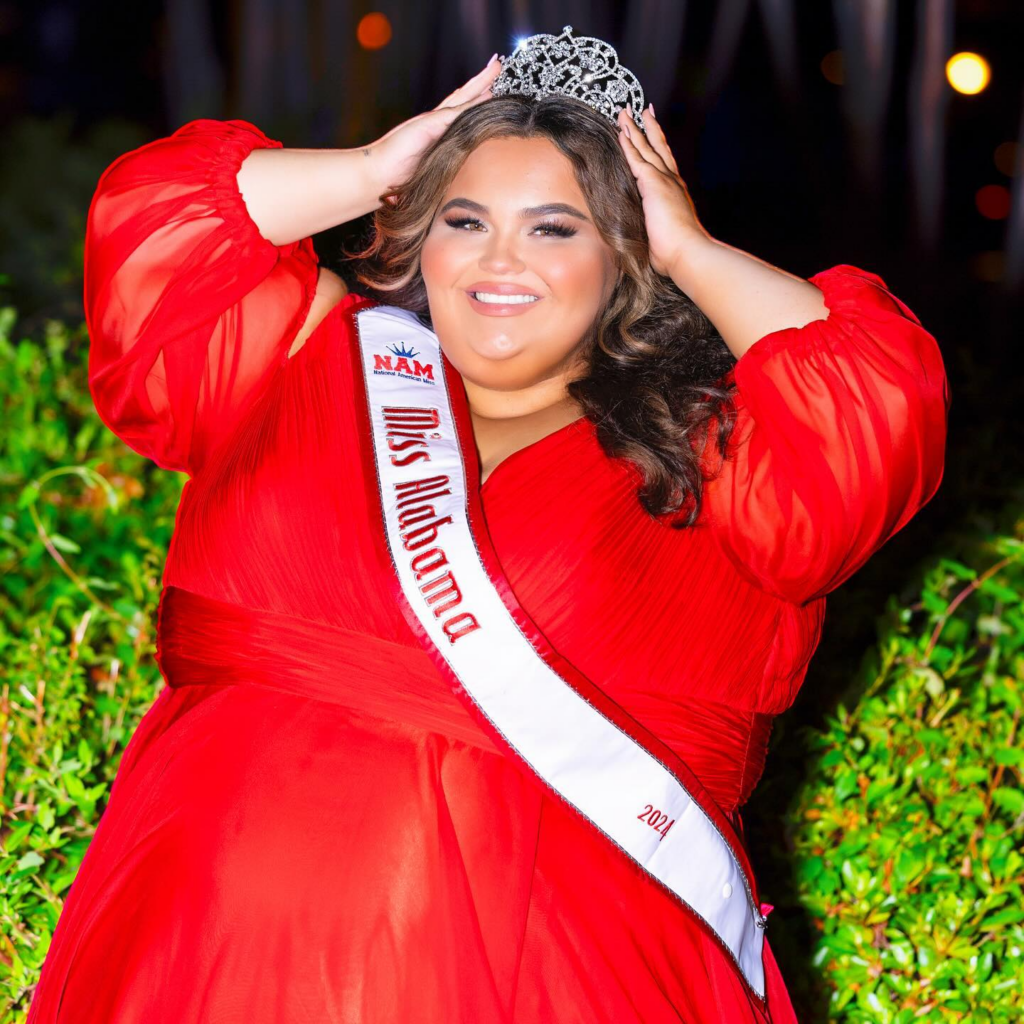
442, 215, 578, 238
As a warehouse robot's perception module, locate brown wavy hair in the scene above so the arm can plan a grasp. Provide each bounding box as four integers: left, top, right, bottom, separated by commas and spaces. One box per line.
345, 93, 739, 526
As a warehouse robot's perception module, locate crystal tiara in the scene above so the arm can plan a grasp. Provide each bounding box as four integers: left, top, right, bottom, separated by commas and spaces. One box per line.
491, 25, 648, 135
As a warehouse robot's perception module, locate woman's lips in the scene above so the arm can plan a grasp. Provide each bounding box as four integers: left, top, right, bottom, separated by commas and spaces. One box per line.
465, 291, 544, 317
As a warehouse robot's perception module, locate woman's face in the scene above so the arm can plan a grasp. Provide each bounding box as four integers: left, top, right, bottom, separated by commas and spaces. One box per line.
420, 135, 618, 397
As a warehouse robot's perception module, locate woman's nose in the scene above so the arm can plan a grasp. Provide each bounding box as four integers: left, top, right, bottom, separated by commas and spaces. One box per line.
478, 231, 526, 274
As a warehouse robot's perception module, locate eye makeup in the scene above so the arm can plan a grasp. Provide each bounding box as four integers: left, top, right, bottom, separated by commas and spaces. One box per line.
442, 215, 578, 238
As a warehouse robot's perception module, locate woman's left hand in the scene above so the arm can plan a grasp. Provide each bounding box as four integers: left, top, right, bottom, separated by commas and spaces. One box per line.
616, 106, 712, 279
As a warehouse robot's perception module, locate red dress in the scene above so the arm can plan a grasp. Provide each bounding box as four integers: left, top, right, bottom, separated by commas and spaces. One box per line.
28, 119, 950, 1023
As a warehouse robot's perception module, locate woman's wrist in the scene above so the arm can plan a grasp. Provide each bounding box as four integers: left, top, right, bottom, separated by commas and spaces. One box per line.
664, 230, 720, 295
666, 234, 829, 361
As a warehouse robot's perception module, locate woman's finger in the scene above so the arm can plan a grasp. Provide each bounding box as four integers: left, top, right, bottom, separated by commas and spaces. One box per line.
618, 109, 669, 173
434, 56, 502, 110
643, 106, 680, 176
616, 121, 647, 180
430, 89, 498, 133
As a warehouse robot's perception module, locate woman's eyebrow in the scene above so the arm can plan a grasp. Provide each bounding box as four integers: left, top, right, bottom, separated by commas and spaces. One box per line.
438, 197, 591, 222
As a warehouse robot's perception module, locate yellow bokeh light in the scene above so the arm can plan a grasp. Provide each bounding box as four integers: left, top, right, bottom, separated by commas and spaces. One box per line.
946, 52, 990, 95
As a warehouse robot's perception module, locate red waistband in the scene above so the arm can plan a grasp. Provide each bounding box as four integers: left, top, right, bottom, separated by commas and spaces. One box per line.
156, 585, 503, 754
156, 585, 773, 815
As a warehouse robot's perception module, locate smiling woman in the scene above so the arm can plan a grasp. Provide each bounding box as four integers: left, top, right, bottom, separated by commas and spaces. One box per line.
29, 37, 949, 1024
353, 95, 741, 522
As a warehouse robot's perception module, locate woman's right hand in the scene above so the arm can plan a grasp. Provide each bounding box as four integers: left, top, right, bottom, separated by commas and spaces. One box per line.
365, 55, 503, 196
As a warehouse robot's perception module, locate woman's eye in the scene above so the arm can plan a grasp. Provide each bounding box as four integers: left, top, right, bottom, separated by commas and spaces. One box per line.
534, 221, 578, 238
444, 216, 484, 231
442, 216, 577, 238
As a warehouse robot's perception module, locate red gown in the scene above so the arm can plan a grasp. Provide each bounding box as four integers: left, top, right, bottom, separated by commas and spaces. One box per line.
27, 119, 950, 1023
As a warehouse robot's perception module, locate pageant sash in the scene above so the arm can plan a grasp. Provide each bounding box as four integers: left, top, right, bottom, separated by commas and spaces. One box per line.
349, 303, 769, 1002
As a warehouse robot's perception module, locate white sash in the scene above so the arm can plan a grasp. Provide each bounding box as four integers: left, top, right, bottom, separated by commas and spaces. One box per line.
351, 303, 768, 1001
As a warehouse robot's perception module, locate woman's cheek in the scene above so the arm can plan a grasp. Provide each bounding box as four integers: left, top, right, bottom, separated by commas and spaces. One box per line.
419, 236, 446, 285
543, 250, 610, 311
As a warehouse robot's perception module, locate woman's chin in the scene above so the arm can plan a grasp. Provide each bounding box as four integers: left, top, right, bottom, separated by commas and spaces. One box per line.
440, 326, 527, 365
469, 331, 527, 362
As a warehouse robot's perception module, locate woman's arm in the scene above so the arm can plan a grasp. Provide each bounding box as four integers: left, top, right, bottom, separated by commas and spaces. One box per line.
85, 119, 325, 475
236, 57, 505, 248
613, 108, 830, 358
668, 235, 831, 361
697, 263, 950, 605
236, 146, 387, 247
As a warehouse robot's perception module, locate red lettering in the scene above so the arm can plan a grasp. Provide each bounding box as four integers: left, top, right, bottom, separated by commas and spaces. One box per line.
383, 406, 441, 430
398, 504, 438, 530
410, 547, 449, 579
401, 515, 453, 551
395, 475, 449, 497
420, 571, 463, 616
443, 611, 481, 642
387, 436, 427, 453
637, 804, 676, 841
391, 450, 430, 467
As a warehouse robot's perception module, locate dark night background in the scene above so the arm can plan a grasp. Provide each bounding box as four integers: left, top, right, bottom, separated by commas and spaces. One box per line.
1, 0, 1022, 1017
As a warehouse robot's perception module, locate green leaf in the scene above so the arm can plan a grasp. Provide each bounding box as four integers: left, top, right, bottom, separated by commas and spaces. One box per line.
993, 747, 1024, 767
15, 851, 44, 872
49, 532, 82, 554
17, 482, 40, 508
991, 787, 1024, 816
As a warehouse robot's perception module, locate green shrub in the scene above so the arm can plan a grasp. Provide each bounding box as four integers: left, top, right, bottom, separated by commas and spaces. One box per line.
788, 534, 1024, 1021
0, 296, 183, 1020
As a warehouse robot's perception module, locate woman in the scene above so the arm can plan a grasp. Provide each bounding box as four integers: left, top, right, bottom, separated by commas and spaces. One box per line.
29, 46, 949, 1024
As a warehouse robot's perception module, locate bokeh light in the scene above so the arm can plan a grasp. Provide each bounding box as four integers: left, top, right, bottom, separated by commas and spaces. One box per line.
820, 49, 844, 86
975, 184, 1011, 220
946, 52, 990, 95
357, 12, 392, 51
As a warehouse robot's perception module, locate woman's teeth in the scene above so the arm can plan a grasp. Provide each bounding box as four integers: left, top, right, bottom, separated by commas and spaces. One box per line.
472, 292, 539, 304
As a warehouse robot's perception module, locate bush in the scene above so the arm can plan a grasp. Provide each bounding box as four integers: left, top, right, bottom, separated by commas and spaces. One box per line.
0, 296, 183, 1019
787, 532, 1024, 1020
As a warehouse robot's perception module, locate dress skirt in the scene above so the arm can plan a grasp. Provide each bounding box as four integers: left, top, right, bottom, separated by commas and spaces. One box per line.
26, 587, 795, 1024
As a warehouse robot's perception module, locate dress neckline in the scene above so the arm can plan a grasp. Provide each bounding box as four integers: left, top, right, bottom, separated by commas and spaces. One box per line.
479, 415, 589, 495
326, 295, 591, 497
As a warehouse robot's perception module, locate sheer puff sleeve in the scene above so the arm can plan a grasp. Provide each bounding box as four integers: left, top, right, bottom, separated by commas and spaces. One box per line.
84, 118, 319, 476
700, 264, 951, 606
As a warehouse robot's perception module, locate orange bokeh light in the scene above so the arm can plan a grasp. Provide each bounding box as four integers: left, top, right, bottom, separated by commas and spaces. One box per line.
357, 13, 392, 50
820, 50, 844, 86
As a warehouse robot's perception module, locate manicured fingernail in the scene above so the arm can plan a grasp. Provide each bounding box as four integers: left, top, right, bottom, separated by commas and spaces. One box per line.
486, 52, 498, 67
649, 103, 655, 115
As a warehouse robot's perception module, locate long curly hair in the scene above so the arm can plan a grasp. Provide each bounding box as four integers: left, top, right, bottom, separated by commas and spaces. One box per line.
345, 93, 739, 526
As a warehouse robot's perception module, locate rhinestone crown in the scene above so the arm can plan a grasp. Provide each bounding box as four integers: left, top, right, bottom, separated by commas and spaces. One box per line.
491, 25, 648, 135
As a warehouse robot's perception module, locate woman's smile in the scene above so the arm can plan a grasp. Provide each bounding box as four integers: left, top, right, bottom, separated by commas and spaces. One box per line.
465, 288, 545, 316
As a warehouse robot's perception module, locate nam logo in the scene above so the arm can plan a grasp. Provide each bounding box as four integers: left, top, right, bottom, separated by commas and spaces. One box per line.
373, 342, 436, 386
